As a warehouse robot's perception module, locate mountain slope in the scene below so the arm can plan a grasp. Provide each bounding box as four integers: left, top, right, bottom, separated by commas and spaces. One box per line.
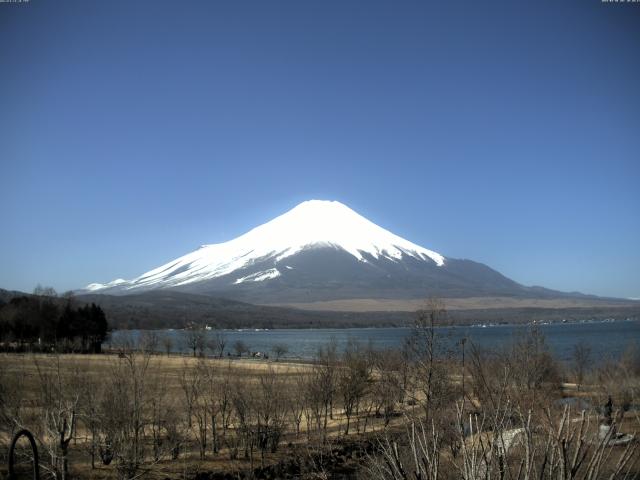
83, 200, 593, 303
86, 200, 444, 294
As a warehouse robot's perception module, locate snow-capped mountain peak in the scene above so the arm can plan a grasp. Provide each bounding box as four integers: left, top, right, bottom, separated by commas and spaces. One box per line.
84, 200, 445, 293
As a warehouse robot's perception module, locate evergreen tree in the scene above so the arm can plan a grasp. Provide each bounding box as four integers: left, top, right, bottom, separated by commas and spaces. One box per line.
0, 293, 110, 352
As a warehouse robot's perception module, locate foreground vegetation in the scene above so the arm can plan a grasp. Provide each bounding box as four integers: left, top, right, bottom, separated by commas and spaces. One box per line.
1, 300, 638, 480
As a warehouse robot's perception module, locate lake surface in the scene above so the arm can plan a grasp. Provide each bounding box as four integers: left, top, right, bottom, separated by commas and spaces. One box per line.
107, 319, 639, 362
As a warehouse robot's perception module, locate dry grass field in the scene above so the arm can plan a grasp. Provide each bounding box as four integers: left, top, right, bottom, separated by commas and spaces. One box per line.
1, 328, 638, 480
273, 296, 640, 312
0, 352, 411, 480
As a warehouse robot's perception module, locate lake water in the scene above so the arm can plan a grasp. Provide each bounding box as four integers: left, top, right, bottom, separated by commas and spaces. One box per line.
107, 319, 639, 362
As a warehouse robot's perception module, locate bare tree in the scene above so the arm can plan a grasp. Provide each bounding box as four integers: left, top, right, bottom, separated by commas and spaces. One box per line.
161, 334, 173, 356
217, 362, 234, 443
254, 367, 289, 465
191, 361, 209, 459
369, 400, 639, 480
507, 327, 561, 413
179, 360, 199, 430
301, 341, 339, 443
231, 377, 255, 465
372, 349, 405, 428
208, 331, 227, 358
147, 370, 178, 462
233, 340, 249, 357
32, 356, 80, 480
202, 362, 222, 454
289, 373, 308, 438
0, 358, 24, 461
368, 420, 441, 480
101, 350, 152, 480
302, 369, 326, 442
338, 339, 372, 435
185, 327, 206, 357
78, 373, 104, 469
272, 343, 289, 361
571, 342, 591, 391
408, 298, 453, 421
139, 331, 159, 354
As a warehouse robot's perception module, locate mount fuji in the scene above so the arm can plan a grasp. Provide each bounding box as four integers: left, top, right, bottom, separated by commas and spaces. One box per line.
82, 200, 587, 304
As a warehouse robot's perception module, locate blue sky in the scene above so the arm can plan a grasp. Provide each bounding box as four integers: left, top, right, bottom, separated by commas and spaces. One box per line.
1, 0, 638, 298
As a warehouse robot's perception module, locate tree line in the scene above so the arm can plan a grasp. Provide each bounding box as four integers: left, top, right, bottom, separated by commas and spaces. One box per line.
0, 286, 109, 353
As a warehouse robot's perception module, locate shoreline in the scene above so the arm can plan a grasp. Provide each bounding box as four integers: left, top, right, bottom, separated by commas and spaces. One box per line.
113, 316, 640, 332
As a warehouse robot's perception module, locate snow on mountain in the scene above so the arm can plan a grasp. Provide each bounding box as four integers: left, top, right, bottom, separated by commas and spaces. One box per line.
85, 278, 127, 291
85, 200, 445, 293
234, 268, 281, 284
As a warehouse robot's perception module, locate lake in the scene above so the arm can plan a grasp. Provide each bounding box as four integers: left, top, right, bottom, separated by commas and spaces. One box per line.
107, 319, 639, 362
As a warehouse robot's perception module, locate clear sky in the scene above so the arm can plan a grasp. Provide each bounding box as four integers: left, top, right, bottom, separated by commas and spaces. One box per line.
1, 0, 638, 298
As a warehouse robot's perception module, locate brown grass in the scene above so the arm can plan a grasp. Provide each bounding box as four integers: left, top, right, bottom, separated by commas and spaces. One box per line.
0, 353, 398, 480
270, 296, 638, 312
